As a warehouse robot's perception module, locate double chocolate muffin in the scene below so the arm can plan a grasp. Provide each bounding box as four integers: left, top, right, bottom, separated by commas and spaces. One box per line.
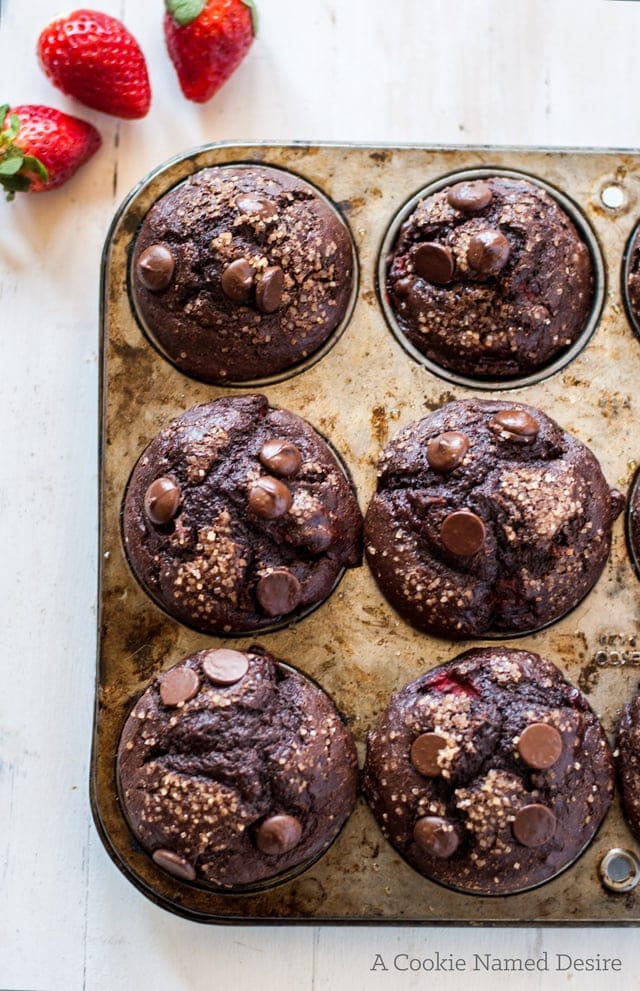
615, 691, 640, 842
384, 174, 595, 379
624, 225, 640, 336
626, 468, 640, 578
362, 647, 614, 896
122, 394, 363, 635
117, 646, 358, 890
131, 164, 355, 383
364, 398, 623, 639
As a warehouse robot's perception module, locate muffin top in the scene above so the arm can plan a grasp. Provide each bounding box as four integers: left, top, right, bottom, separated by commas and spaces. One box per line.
615, 690, 640, 844
362, 647, 614, 896
385, 175, 594, 379
122, 394, 363, 635
117, 646, 358, 890
131, 164, 355, 383
625, 226, 640, 333
364, 398, 623, 639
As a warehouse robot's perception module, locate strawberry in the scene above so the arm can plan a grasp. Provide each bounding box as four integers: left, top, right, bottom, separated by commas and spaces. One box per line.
0, 104, 101, 199
164, 0, 257, 103
37, 9, 151, 119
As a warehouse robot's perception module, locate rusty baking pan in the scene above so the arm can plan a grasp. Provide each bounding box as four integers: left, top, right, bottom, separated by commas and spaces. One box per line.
93, 142, 640, 924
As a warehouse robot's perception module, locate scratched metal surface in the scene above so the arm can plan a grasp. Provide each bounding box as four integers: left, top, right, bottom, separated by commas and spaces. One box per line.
93, 142, 640, 924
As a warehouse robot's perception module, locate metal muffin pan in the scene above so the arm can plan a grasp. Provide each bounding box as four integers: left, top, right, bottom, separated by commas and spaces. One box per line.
94, 142, 640, 924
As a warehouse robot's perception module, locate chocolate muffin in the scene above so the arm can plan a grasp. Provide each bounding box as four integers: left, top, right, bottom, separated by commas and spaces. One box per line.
383, 173, 596, 380
615, 691, 640, 842
362, 647, 614, 896
117, 646, 358, 890
364, 398, 623, 639
626, 468, 640, 578
624, 225, 640, 336
131, 164, 355, 383
122, 394, 363, 635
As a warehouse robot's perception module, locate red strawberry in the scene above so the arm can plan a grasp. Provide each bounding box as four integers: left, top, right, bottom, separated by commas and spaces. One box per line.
164, 0, 257, 103
0, 104, 101, 199
37, 9, 151, 119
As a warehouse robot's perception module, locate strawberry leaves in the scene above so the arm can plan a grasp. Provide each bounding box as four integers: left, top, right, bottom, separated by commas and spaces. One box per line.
165, 0, 208, 27
0, 105, 49, 200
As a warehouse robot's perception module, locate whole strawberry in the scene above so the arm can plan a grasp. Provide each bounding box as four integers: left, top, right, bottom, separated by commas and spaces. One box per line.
0, 104, 101, 199
164, 0, 257, 103
37, 9, 151, 119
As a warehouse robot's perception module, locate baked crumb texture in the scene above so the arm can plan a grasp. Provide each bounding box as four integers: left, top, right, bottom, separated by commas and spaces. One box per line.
362, 647, 614, 896
615, 692, 640, 843
123, 394, 363, 635
386, 176, 594, 379
117, 646, 358, 890
364, 398, 623, 639
131, 165, 354, 383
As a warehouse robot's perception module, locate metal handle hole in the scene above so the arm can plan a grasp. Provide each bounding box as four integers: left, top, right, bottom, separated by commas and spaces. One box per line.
600, 848, 640, 892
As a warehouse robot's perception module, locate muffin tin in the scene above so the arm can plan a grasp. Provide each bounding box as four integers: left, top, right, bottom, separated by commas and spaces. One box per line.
94, 142, 640, 924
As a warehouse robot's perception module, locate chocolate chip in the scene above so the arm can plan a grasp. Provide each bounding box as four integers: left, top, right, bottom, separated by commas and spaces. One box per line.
236, 194, 278, 220
255, 815, 303, 855
530, 304, 550, 325
137, 244, 175, 292
440, 510, 486, 556
201, 648, 249, 686
151, 848, 196, 881
257, 569, 302, 616
248, 476, 293, 519
410, 732, 447, 777
144, 477, 181, 525
221, 258, 254, 303
301, 514, 333, 553
488, 408, 540, 443
467, 229, 511, 275
427, 431, 470, 472
413, 243, 455, 284
394, 277, 414, 297
256, 266, 285, 313
446, 180, 493, 212
512, 804, 557, 848
259, 438, 302, 477
413, 816, 460, 858
517, 723, 563, 770
158, 666, 200, 707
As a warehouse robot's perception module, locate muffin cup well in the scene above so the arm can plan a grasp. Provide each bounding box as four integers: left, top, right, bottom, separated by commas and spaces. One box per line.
120, 395, 363, 639
621, 220, 640, 344
377, 167, 605, 390
128, 163, 359, 388
116, 651, 358, 895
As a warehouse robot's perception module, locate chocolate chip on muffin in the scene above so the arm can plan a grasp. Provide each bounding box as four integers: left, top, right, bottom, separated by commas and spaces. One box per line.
122, 394, 363, 635
117, 646, 358, 890
364, 398, 624, 639
384, 175, 595, 379
362, 647, 614, 896
131, 164, 355, 383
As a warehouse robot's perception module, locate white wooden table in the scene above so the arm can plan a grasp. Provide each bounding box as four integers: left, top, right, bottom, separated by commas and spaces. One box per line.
3, 1, 640, 987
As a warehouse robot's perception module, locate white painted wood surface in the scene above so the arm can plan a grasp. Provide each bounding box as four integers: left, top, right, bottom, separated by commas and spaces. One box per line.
3, 0, 640, 988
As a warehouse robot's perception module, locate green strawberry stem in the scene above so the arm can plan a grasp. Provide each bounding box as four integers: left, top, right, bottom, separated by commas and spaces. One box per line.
241, 0, 258, 35
165, 0, 258, 35
0, 104, 49, 200
164, 0, 207, 27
